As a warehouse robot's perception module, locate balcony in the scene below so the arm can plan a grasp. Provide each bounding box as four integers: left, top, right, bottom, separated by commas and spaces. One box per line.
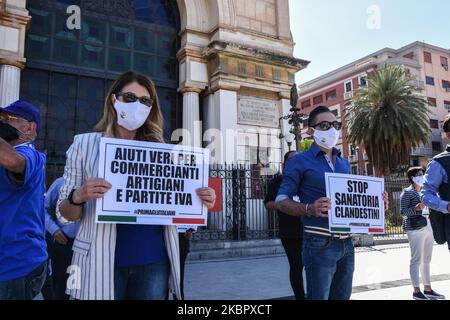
408, 80, 425, 89
411, 147, 441, 157
381, 57, 421, 69
344, 91, 353, 100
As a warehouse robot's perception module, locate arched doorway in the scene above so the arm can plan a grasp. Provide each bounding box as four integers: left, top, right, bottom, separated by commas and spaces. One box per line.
20, 0, 181, 168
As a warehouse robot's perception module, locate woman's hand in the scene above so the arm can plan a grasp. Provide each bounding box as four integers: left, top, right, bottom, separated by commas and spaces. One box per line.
196, 187, 216, 210
73, 178, 112, 203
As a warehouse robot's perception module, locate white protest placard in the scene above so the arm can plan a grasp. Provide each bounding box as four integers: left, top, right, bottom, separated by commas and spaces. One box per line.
325, 173, 385, 234
96, 137, 209, 226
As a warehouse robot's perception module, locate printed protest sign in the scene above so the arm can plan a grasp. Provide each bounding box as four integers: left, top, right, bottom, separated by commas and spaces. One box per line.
325, 173, 385, 234
96, 137, 209, 226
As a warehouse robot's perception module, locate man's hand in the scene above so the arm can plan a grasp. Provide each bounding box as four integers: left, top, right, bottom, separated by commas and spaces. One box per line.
73, 178, 112, 203
383, 192, 389, 210
307, 197, 331, 218
53, 230, 68, 245
416, 203, 425, 211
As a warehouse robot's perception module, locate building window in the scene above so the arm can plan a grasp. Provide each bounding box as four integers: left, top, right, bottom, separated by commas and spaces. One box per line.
238, 62, 246, 75
428, 97, 437, 107
313, 95, 323, 105
432, 141, 442, 152
443, 80, 450, 89
288, 72, 295, 84
359, 76, 368, 87
351, 166, 358, 175
424, 51, 432, 64
345, 81, 352, 93
272, 68, 281, 81
441, 56, 449, 69
430, 119, 439, 129
426, 76, 435, 86
326, 90, 337, 101
331, 109, 339, 117
445, 100, 450, 111
301, 99, 311, 109
255, 65, 264, 78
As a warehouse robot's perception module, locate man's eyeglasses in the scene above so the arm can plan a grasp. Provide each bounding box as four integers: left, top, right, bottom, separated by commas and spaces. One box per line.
0, 113, 29, 123
313, 121, 342, 131
115, 92, 153, 108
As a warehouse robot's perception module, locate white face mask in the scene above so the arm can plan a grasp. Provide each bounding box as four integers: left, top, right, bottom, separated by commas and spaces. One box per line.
114, 96, 152, 132
313, 128, 340, 150
412, 175, 424, 187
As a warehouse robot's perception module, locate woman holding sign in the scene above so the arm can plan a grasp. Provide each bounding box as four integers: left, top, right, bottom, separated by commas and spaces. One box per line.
400, 167, 444, 300
55, 71, 216, 300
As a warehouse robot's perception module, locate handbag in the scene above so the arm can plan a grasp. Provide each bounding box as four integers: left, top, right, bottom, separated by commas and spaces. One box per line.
409, 215, 428, 230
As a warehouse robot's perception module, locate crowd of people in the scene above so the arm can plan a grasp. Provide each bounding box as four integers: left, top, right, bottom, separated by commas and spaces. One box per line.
0, 70, 448, 301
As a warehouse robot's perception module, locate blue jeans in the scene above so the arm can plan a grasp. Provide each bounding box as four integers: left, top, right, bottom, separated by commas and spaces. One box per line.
302, 233, 354, 300
0, 261, 47, 300
114, 259, 170, 300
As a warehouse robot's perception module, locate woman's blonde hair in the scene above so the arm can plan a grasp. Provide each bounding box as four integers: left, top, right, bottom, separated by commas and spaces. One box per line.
95, 71, 164, 143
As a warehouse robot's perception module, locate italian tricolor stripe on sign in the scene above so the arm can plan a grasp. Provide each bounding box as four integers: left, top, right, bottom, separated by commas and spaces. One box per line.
98, 215, 137, 223
173, 218, 205, 225
330, 227, 351, 233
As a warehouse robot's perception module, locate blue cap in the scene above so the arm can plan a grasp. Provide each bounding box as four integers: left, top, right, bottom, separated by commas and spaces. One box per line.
1, 100, 42, 135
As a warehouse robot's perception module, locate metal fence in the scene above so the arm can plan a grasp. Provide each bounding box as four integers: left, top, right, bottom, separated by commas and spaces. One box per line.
194, 164, 280, 241
45, 163, 409, 242
376, 174, 410, 241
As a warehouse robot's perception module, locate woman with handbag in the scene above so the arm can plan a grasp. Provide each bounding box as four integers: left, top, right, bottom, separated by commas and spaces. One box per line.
400, 167, 445, 300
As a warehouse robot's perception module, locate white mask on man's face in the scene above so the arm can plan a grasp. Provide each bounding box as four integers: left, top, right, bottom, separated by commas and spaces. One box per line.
113, 96, 152, 131
313, 128, 340, 150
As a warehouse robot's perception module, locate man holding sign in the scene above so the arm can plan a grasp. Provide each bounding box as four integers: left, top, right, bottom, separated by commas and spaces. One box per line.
276, 106, 388, 300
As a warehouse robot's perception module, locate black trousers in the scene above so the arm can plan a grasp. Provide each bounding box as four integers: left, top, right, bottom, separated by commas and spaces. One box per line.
281, 238, 305, 300
178, 234, 191, 300
51, 239, 74, 300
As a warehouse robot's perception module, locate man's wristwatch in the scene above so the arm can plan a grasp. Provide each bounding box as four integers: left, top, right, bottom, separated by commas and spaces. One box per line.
68, 188, 85, 206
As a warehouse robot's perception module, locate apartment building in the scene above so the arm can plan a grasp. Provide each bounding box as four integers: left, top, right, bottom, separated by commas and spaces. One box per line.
298, 41, 450, 174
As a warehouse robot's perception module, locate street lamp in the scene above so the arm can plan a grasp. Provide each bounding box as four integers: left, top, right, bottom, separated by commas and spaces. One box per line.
284, 132, 296, 151
355, 146, 360, 174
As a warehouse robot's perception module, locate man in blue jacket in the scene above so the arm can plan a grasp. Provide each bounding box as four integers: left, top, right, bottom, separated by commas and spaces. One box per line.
0, 100, 47, 300
276, 106, 388, 300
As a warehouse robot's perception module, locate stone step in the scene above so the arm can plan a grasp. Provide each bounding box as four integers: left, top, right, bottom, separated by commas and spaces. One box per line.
188, 239, 284, 261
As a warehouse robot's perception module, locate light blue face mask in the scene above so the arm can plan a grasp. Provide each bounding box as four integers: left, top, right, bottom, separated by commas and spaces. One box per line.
412, 175, 424, 187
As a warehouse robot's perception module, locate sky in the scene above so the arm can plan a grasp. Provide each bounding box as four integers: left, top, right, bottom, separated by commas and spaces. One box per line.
289, 0, 450, 85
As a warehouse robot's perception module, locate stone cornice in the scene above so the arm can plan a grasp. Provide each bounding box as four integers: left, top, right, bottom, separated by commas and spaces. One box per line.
179, 87, 203, 94
205, 41, 310, 71
1, 10, 31, 27
0, 58, 25, 69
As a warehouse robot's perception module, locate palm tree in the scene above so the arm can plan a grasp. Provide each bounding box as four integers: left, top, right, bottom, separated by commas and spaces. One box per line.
345, 65, 431, 176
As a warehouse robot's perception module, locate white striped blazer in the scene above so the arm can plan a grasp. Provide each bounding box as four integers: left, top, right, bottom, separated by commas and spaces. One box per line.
56, 132, 181, 300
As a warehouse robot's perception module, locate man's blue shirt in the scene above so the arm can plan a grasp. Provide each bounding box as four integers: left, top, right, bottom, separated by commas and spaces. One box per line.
421, 159, 450, 213
276, 143, 350, 230
0, 144, 47, 282
45, 177, 80, 239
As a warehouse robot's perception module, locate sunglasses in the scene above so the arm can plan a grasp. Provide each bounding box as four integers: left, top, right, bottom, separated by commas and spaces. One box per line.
0, 113, 29, 123
115, 92, 153, 108
313, 121, 342, 131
